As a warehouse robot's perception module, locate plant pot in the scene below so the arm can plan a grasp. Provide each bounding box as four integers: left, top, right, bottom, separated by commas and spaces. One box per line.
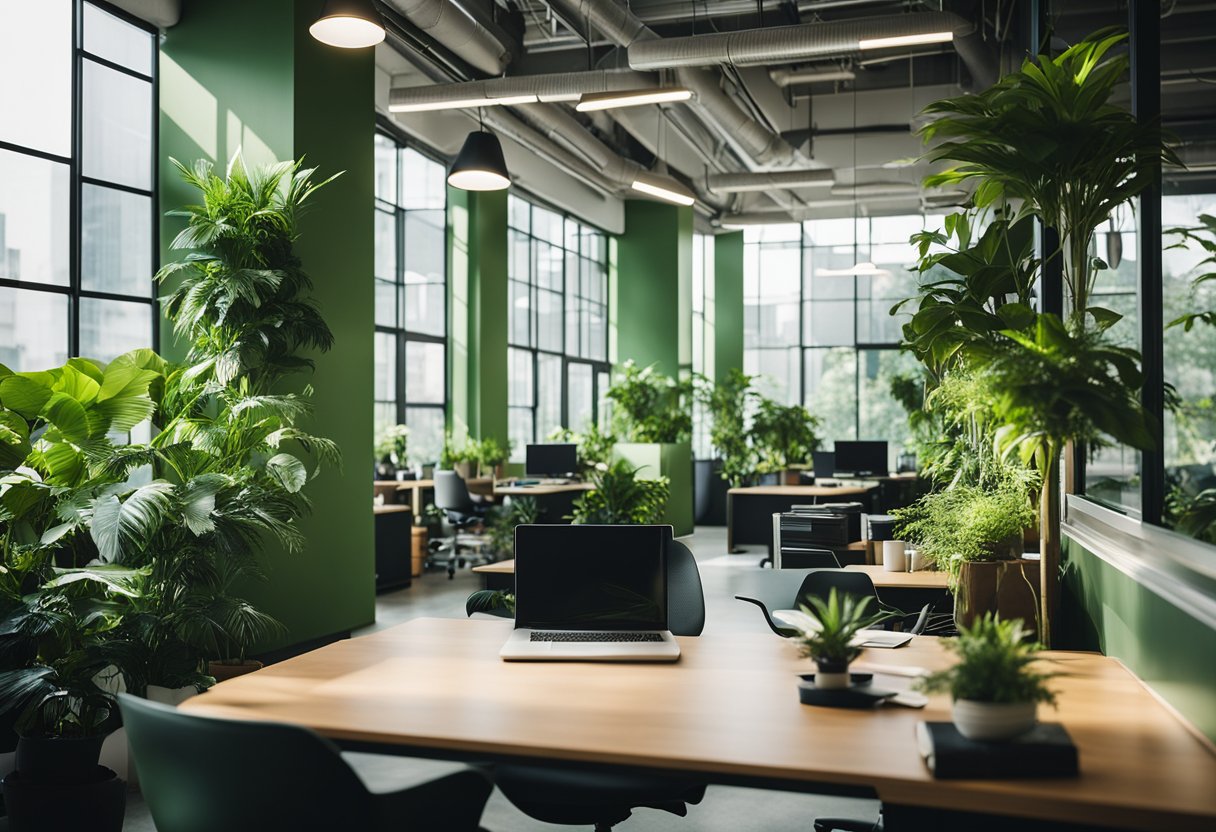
15, 734, 105, 783
952, 699, 1037, 741
782, 469, 801, 486
882, 540, 907, 572
814, 660, 851, 690
908, 548, 926, 572
411, 525, 428, 578
3, 766, 125, 832
453, 461, 475, 481
955, 559, 1041, 632
208, 660, 264, 682
146, 684, 199, 706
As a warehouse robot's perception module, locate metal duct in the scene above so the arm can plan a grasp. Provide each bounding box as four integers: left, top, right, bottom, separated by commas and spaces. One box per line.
770, 67, 858, 86
829, 181, 919, 196
107, 0, 180, 27
629, 12, 974, 69
707, 169, 834, 193
388, 69, 658, 111
479, 107, 618, 195
386, 0, 512, 76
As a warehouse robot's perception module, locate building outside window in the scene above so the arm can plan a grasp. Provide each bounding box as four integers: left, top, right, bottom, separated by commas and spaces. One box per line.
0, 1, 157, 372
373, 131, 448, 465
507, 194, 610, 461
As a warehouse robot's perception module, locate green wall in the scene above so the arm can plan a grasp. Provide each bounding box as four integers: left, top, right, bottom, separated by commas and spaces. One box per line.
448, 188, 508, 445
1060, 534, 1216, 744
712, 231, 745, 383
615, 200, 693, 374
159, 0, 375, 650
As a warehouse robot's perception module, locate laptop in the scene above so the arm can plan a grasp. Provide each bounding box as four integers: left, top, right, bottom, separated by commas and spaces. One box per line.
499, 524, 681, 662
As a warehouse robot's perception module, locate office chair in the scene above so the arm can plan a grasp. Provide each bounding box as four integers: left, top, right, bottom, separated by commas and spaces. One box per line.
735, 569, 930, 637
118, 694, 493, 832
428, 469, 492, 579
492, 539, 707, 831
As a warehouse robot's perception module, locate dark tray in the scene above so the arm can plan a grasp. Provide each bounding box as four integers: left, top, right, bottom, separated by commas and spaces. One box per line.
797, 674, 898, 708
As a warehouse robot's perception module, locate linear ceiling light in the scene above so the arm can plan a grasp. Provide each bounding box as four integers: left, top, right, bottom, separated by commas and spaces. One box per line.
770, 68, 857, 87
448, 131, 511, 191
631, 171, 696, 206
576, 87, 693, 112
309, 0, 385, 48
389, 94, 540, 113
858, 31, 953, 50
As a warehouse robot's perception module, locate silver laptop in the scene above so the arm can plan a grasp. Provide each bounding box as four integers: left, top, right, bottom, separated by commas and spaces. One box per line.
500, 524, 681, 662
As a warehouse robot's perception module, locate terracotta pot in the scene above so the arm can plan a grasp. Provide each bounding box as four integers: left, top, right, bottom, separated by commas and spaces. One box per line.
782, 469, 801, 486
208, 660, 264, 683
453, 461, 475, 481
955, 559, 1041, 632
953, 699, 1037, 741
410, 525, 428, 578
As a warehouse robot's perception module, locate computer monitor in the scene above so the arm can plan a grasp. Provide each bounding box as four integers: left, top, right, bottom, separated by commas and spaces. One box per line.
832, 440, 888, 476
514, 524, 671, 630
525, 443, 578, 477
812, 450, 835, 478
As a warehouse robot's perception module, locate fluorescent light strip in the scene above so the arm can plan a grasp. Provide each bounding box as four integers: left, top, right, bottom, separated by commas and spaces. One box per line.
389, 94, 539, 113
858, 31, 953, 50
576, 88, 693, 112
631, 178, 695, 206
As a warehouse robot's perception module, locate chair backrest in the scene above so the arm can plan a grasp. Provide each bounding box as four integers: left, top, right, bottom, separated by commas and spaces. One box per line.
434, 470, 474, 513
796, 569, 880, 611
119, 693, 372, 832
666, 539, 705, 636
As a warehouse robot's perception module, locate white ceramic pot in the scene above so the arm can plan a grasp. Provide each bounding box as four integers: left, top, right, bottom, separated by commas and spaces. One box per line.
908, 548, 926, 572
952, 699, 1037, 741
815, 671, 851, 690
146, 685, 199, 706
882, 540, 907, 572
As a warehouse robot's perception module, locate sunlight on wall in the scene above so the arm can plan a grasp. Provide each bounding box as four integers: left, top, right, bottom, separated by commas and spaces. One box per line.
160, 54, 217, 160
449, 200, 471, 442
225, 110, 277, 169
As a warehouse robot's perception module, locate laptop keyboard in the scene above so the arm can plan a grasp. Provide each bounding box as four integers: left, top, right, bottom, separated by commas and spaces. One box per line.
530, 631, 664, 643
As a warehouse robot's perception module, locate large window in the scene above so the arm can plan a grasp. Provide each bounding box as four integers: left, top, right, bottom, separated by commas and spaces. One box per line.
743, 217, 927, 470
507, 194, 609, 459
373, 131, 447, 465
691, 232, 714, 459
0, 1, 156, 372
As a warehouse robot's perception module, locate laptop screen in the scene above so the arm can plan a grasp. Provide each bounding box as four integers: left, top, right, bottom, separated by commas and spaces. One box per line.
514, 524, 671, 631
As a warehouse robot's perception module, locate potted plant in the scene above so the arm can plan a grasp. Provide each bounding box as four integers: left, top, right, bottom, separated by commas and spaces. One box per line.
774, 589, 888, 690
375, 424, 411, 480
569, 460, 670, 525
701, 368, 757, 490
919, 614, 1057, 741
751, 397, 821, 485
475, 436, 511, 480
547, 424, 617, 476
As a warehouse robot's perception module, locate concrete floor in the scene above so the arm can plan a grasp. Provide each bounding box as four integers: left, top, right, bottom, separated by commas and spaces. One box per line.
123, 526, 881, 831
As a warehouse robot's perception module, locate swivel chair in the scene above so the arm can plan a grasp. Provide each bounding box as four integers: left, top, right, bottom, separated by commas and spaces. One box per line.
736, 569, 931, 637
428, 469, 491, 578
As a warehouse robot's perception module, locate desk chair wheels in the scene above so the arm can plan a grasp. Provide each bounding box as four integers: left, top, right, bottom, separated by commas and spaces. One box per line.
814, 818, 881, 832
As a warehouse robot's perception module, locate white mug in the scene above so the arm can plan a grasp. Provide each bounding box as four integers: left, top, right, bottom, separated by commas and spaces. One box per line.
883, 540, 907, 572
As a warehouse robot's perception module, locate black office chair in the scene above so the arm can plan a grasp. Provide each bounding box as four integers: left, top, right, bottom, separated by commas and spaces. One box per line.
429, 469, 491, 578
491, 539, 707, 831
735, 569, 930, 637
118, 693, 492, 832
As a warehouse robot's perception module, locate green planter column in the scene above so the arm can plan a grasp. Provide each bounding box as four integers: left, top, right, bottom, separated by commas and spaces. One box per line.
448, 188, 508, 446
713, 230, 745, 383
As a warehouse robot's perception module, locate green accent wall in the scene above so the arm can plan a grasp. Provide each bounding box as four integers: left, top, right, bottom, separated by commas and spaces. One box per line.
447, 188, 508, 444
159, 0, 375, 650
713, 231, 745, 383
1061, 535, 1216, 744
615, 200, 692, 374
615, 443, 694, 537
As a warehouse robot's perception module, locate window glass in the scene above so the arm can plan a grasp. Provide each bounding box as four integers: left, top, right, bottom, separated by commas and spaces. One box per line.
0, 150, 71, 286
0, 288, 69, 372
82, 59, 153, 191
0, 1, 72, 157
80, 185, 152, 296
79, 297, 151, 364
405, 340, 445, 404
83, 3, 153, 75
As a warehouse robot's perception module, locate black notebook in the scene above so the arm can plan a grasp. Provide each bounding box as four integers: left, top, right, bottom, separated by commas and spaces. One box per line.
916, 721, 1079, 780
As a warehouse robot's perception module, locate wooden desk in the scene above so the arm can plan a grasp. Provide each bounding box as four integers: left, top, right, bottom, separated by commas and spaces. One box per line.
493, 482, 595, 523
844, 564, 950, 590
471, 559, 516, 575
182, 617, 1216, 831
374, 479, 434, 518
727, 484, 877, 553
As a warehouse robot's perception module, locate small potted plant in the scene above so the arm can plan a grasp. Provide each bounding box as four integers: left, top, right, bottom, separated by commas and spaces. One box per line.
919, 614, 1057, 741
375, 424, 412, 480
476, 436, 511, 481
775, 589, 888, 690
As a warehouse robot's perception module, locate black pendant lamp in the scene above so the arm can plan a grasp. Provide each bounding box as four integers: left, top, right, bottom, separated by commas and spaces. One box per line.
448, 130, 511, 191
309, 0, 385, 49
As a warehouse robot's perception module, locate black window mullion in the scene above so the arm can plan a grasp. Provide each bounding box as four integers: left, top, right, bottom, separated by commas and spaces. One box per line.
69, 0, 83, 359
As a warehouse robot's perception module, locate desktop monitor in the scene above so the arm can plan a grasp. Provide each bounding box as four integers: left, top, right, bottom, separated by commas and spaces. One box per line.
513, 524, 671, 630
832, 440, 888, 476
812, 450, 835, 478
525, 443, 578, 477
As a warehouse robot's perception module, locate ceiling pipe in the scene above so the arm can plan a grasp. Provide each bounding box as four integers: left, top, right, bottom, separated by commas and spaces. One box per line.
383, 0, 513, 75
388, 69, 659, 111
708, 169, 835, 193
770, 67, 858, 86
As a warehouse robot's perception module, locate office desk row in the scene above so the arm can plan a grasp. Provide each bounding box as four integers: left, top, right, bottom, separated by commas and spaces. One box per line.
182, 617, 1216, 832
374, 479, 593, 522
726, 484, 877, 553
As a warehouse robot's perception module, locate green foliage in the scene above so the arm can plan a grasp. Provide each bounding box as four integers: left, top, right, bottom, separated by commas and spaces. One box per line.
547, 424, 617, 474
1170, 487, 1216, 544
473, 436, 511, 469
920, 29, 1177, 319
465, 589, 515, 617
751, 398, 821, 472
375, 424, 409, 465
701, 368, 757, 488
439, 432, 478, 467
1166, 214, 1216, 332
569, 460, 669, 525
919, 614, 1057, 705
487, 497, 540, 557
780, 589, 888, 667
606, 361, 694, 444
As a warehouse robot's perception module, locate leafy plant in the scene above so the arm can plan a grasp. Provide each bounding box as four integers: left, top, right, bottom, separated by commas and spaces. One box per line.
918, 614, 1057, 706
439, 432, 478, 468
1171, 487, 1216, 544
774, 589, 888, 668
701, 368, 758, 488
1166, 214, 1216, 332
606, 361, 694, 444
474, 436, 511, 470
547, 424, 617, 474
487, 497, 540, 557
751, 397, 821, 472
465, 589, 515, 617
375, 424, 409, 466
569, 460, 669, 525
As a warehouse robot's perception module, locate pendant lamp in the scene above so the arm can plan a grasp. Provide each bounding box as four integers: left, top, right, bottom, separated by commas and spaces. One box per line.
309, 0, 385, 49
448, 130, 511, 191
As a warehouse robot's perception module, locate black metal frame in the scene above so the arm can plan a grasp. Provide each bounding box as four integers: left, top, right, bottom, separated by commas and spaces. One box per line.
0, 0, 158, 366
372, 127, 448, 452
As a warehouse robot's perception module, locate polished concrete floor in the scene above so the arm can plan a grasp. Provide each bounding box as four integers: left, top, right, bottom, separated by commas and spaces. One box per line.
122, 526, 881, 831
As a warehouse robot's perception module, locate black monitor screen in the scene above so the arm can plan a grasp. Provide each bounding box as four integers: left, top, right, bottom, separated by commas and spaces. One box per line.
514, 524, 671, 630
812, 451, 835, 478
833, 441, 888, 476
525, 443, 578, 477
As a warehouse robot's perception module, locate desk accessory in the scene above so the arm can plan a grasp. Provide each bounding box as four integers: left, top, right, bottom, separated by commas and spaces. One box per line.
797, 674, 898, 708
916, 721, 1079, 779
774, 589, 891, 692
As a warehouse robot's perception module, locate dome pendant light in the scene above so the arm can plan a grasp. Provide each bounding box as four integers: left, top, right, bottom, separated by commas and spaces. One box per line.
448, 129, 511, 191
309, 0, 385, 49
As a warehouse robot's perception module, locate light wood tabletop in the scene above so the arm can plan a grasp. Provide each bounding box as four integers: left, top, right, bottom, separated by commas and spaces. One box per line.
494, 482, 596, 496
471, 559, 516, 575
727, 484, 876, 497
844, 564, 950, 590
182, 617, 1216, 831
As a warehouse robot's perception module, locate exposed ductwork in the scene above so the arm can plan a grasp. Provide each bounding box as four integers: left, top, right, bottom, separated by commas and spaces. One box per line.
707, 169, 835, 193
385, 0, 513, 76
628, 11, 998, 90
389, 69, 659, 112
